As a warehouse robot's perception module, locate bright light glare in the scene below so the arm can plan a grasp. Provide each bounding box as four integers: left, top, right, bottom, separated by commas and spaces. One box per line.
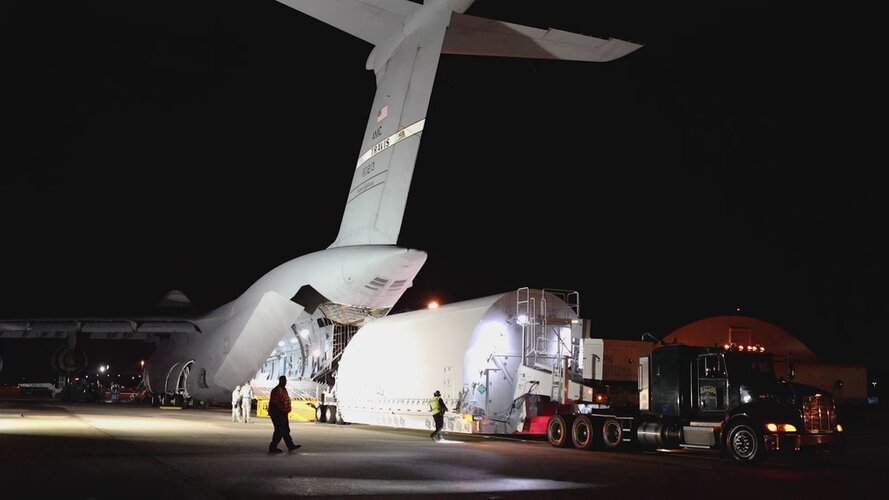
517, 314, 528, 325
312, 348, 321, 358
433, 438, 464, 444
278, 341, 285, 347
1, 415, 210, 433
299, 329, 310, 339
480, 321, 502, 337
427, 301, 439, 309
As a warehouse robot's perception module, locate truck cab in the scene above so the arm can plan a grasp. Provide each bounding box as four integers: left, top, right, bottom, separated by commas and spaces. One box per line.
638, 343, 845, 463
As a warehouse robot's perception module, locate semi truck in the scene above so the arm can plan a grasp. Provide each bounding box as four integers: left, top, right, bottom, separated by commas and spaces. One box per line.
254, 287, 845, 464
545, 339, 846, 464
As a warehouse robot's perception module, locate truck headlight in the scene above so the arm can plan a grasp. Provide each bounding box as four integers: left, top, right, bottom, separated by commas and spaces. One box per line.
765, 423, 797, 433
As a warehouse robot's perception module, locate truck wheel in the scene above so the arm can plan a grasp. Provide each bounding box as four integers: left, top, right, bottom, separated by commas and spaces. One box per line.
601, 418, 623, 450
547, 415, 575, 448
726, 423, 765, 464
571, 415, 595, 450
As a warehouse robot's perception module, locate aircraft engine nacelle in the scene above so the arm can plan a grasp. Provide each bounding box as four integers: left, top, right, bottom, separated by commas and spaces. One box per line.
50, 346, 88, 375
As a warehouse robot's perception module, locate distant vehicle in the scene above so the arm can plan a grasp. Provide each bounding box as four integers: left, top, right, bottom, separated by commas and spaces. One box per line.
18, 382, 62, 397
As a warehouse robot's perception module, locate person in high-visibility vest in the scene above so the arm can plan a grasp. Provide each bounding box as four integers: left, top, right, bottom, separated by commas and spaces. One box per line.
429, 390, 447, 441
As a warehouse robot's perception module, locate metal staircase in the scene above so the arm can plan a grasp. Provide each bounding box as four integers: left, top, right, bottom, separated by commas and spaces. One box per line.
516, 287, 581, 403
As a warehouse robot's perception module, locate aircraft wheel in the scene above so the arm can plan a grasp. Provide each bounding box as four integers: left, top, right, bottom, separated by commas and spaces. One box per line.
316, 404, 327, 423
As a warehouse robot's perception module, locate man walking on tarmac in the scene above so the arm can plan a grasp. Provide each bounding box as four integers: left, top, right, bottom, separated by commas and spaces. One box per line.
268, 376, 301, 454
429, 390, 447, 441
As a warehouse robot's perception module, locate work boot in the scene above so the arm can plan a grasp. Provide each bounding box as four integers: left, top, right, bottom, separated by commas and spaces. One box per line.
287, 444, 302, 452
269, 448, 283, 454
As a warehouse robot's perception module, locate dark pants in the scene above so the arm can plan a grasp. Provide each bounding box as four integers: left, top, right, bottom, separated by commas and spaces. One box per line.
268, 407, 295, 451
431, 413, 444, 439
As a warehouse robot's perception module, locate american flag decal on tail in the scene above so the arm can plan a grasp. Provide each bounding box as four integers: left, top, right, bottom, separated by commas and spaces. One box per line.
377, 105, 388, 123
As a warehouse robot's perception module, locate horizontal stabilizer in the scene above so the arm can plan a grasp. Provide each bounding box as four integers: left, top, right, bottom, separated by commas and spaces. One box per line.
275, 0, 419, 45
443, 12, 641, 62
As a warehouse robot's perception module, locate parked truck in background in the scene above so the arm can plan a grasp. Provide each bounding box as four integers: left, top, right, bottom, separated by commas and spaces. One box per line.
546, 339, 846, 464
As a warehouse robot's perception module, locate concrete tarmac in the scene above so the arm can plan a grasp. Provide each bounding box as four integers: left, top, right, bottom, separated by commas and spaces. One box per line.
1, 396, 886, 499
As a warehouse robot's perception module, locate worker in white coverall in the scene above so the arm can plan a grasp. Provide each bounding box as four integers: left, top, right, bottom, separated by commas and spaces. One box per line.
231, 385, 241, 422
239, 381, 255, 423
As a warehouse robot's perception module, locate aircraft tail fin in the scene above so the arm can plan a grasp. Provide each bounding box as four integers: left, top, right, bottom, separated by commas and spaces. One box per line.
274, 1, 639, 248
328, 4, 452, 248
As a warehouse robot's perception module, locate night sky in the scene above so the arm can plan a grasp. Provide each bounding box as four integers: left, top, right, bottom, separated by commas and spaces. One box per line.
1, 2, 883, 379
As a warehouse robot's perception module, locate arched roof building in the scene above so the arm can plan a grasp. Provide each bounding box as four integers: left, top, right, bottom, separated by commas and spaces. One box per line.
662, 315, 820, 363
661, 315, 866, 405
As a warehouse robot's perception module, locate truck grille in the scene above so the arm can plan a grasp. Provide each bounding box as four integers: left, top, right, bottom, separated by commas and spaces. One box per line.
801, 394, 836, 433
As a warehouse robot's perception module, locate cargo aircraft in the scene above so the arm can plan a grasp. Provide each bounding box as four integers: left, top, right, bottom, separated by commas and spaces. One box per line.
0, 0, 640, 405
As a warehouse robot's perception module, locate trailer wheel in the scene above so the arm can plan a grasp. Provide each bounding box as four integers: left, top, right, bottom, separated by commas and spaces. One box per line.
547, 415, 575, 448
324, 405, 337, 424
726, 422, 765, 464
571, 415, 595, 450
316, 404, 327, 423
601, 418, 623, 450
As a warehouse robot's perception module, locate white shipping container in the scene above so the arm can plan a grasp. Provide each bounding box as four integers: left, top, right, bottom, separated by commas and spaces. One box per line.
335, 289, 579, 435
